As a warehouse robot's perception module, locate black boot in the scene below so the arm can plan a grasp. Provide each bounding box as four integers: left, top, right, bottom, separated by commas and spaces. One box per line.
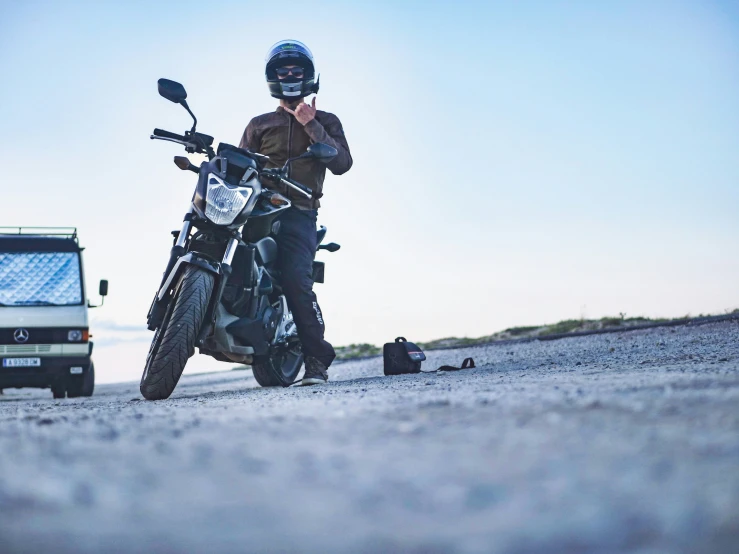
299, 356, 328, 386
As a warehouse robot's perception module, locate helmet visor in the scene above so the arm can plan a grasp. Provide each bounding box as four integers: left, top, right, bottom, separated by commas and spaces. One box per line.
275, 66, 305, 79
265, 40, 315, 81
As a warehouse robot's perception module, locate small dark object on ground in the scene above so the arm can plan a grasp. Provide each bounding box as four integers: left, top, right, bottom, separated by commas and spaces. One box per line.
435, 358, 476, 372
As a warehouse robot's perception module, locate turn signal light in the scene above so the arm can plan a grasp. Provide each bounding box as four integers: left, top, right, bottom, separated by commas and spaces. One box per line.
269, 193, 289, 206
174, 156, 192, 170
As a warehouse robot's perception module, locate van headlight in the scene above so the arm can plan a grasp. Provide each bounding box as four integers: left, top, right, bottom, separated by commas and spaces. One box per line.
205, 173, 253, 225
68, 330, 88, 342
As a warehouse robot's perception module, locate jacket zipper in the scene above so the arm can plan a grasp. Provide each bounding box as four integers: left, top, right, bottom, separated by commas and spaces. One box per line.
286, 113, 293, 200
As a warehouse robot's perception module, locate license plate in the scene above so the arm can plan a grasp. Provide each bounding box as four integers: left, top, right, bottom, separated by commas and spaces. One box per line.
2, 358, 41, 368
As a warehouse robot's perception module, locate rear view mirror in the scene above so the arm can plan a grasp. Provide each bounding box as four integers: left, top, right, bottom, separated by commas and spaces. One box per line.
305, 143, 338, 163
89, 279, 108, 308
158, 79, 188, 104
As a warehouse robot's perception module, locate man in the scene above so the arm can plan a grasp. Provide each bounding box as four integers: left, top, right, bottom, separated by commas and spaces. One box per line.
239, 40, 352, 385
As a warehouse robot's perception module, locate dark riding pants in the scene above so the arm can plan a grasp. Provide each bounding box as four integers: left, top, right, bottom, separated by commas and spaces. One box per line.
275, 208, 336, 367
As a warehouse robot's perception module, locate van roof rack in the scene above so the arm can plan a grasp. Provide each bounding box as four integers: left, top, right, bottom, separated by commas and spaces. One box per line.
0, 227, 79, 244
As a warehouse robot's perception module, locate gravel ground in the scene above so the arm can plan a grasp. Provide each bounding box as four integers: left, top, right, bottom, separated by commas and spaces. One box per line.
0, 320, 737, 553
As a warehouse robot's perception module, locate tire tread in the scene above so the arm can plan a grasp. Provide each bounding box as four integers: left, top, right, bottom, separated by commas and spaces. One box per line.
140, 266, 214, 400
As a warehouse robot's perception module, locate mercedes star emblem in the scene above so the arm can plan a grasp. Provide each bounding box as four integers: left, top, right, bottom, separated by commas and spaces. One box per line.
14, 328, 30, 343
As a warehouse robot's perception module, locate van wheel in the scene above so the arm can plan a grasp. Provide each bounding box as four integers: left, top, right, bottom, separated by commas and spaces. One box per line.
81, 363, 95, 397
51, 381, 66, 399
68, 364, 95, 398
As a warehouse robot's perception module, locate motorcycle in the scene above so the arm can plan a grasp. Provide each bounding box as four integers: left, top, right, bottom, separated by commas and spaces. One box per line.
141, 78, 340, 400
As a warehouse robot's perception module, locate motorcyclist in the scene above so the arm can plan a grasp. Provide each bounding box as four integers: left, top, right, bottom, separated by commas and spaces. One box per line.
239, 40, 352, 385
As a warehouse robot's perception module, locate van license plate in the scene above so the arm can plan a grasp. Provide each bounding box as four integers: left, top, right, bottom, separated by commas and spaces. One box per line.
3, 358, 41, 368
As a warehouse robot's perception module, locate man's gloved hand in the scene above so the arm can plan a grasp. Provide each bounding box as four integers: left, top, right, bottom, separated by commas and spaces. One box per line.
284, 97, 316, 126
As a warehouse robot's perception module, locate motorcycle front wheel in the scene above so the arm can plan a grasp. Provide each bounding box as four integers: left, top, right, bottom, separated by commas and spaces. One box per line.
140, 265, 214, 400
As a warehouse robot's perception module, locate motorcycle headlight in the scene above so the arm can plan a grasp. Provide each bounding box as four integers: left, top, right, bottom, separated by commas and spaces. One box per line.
205, 173, 253, 225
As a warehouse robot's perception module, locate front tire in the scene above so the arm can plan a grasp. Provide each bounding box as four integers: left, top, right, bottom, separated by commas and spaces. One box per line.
140, 265, 214, 400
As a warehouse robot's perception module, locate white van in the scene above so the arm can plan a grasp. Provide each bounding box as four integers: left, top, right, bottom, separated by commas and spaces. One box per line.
0, 228, 107, 398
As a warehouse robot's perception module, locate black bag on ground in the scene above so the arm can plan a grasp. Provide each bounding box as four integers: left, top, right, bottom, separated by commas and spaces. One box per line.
383, 337, 426, 375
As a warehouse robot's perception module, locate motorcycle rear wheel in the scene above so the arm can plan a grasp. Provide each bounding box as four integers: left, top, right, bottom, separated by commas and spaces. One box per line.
140, 265, 214, 400
252, 343, 303, 387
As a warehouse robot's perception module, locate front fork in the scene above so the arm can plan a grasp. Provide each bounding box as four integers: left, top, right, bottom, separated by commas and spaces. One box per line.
146, 214, 193, 330
164, 213, 194, 286
194, 235, 238, 346
146, 211, 241, 333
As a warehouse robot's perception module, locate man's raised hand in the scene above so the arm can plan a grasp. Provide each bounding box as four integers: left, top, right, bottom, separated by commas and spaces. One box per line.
284, 97, 317, 126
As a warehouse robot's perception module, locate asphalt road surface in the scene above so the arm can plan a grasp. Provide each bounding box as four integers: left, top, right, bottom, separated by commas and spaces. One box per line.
1, 320, 737, 553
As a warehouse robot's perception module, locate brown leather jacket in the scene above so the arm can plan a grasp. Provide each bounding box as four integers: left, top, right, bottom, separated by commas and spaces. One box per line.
239, 107, 352, 209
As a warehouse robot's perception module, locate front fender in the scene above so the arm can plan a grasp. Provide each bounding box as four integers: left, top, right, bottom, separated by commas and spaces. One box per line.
157, 252, 222, 301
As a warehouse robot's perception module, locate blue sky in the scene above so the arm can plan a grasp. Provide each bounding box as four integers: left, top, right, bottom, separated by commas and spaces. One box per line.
1, 1, 737, 383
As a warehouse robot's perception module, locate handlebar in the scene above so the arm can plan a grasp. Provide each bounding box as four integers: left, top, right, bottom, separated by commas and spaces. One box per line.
260, 170, 314, 199
151, 131, 311, 198
153, 128, 187, 141
281, 176, 314, 198
151, 128, 215, 158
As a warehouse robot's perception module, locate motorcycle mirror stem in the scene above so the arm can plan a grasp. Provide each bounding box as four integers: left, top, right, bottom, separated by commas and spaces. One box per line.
280, 143, 336, 173
281, 151, 313, 172
180, 99, 198, 133
280, 159, 293, 173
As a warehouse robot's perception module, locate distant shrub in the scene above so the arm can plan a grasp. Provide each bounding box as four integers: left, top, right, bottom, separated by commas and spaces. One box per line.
335, 343, 381, 360
600, 317, 622, 327
540, 319, 583, 336
505, 326, 540, 336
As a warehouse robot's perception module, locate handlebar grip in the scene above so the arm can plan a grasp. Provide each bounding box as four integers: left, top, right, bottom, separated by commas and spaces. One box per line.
153, 128, 187, 141
285, 177, 313, 196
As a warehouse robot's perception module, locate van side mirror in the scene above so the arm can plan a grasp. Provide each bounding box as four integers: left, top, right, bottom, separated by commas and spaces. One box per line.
89, 280, 108, 308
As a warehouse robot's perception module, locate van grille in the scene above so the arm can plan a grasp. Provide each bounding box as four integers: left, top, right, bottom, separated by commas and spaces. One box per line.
0, 344, 53, 354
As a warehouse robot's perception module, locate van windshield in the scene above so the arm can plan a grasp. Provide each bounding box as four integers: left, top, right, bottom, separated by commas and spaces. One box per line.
0, 252, 83, 307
